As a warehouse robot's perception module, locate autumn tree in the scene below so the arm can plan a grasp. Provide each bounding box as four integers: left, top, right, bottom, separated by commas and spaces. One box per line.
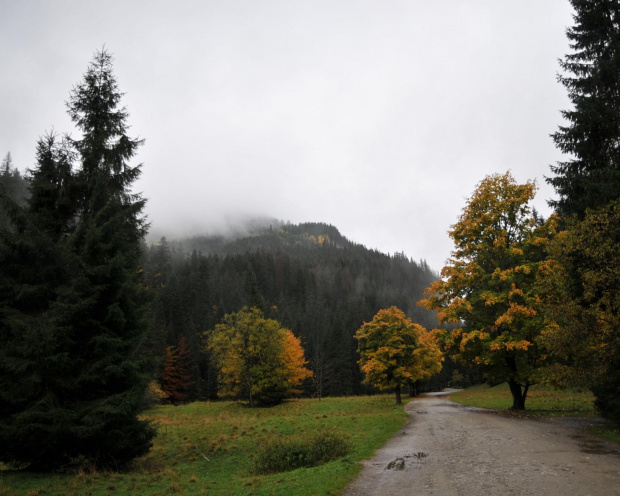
548, 0, 620, 217
161, 336, 197, 404
420, 172, 554, 410
207, 307, 312, 406
355, 306, 442, 404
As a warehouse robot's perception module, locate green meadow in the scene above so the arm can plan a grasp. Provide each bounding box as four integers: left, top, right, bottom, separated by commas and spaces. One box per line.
450, 383, 597, 417
0, 395, 408, 496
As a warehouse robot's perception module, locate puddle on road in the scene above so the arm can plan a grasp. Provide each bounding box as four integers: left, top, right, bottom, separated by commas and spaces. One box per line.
579, 441, 620, 456
385, 452, 429, 471
386, 458, 406, 470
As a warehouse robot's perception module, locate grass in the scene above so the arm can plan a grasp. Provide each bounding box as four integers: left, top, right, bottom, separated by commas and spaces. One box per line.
450, 383, 597, 417
0, 395, 408, 496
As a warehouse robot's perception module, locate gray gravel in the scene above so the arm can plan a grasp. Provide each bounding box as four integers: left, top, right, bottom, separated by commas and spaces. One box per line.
342, 391, 620, 496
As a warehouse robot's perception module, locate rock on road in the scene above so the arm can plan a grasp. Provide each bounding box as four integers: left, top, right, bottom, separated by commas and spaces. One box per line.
342, 391, 620, 496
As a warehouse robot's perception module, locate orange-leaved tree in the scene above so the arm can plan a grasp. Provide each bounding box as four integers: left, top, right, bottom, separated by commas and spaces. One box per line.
419, 172, 555, 410
207, 307, 312, 406
355, 306, 442, 404
161, 335, 197, 404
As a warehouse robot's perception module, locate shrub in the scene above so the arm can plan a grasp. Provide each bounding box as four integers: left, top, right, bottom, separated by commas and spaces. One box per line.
254, 430, 350, 474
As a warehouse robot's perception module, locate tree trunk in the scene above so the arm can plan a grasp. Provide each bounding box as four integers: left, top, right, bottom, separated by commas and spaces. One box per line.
508, 379, 528, 410
395, 384, 402, 405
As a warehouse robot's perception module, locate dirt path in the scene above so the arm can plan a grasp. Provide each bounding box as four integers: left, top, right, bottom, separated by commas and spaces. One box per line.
342, 391, 620, 496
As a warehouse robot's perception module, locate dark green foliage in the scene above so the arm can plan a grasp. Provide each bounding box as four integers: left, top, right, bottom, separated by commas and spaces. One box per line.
254, 429, 350, 474
546, 2, 620, 425
28, 134, 76, 240
592, 361, 620, 426
0, 49, 154, 471
0, 152, 30, 230
548, 0, 620, 217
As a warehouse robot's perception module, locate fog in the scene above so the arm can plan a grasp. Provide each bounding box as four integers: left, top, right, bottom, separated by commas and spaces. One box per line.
1, 0, 574, 269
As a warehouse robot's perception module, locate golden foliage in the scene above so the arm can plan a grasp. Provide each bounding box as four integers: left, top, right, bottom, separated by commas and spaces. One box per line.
207, 307, 312, 406
418, 172, 554, 387
354, 306, 442, 393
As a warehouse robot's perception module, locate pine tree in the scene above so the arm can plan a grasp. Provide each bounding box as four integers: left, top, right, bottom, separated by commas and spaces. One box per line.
0, 49, 154, 471
548, 1, 620, 217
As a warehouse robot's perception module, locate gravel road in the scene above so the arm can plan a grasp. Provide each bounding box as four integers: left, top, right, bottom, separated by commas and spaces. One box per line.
342, 391, 620, 496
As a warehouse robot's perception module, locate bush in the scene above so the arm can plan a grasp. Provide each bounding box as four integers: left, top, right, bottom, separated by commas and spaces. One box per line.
254, 430, 350, 474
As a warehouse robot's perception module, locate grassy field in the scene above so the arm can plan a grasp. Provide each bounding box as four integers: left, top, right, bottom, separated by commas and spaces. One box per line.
450, 383, 597, 417
0, 395, 408, 496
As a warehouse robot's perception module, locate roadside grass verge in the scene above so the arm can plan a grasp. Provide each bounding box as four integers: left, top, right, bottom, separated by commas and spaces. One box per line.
0, 395, 408, 496
450, 383, 597, 417
585, 425, 620, 444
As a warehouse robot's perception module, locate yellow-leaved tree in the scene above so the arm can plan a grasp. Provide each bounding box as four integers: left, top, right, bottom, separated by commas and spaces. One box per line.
355, 306, 442, 404
207, 307, 312, 406
419, 172, 556, 410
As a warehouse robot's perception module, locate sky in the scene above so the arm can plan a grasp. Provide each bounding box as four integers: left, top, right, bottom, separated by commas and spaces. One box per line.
1, 0, 575, 270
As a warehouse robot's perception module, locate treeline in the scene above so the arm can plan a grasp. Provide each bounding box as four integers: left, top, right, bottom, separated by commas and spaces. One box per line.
142, 222, 439, 401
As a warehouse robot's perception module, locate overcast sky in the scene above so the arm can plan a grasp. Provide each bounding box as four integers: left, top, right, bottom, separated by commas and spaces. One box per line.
1, 0, 574, 270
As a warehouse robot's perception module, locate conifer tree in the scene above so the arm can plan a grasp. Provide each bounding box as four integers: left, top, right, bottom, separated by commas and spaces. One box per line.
161, 336, 197, 404
28, 133, 76, 240
548, 1, 620, 217
0, 152, 30, 230
0, 49, 154, 471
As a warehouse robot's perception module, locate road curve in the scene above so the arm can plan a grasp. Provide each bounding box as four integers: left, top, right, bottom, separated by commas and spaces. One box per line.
342, 391, 620, 496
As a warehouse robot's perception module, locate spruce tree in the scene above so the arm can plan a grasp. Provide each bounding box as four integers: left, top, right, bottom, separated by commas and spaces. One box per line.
0, 152, 30, 230
0, 49, 154, 471
548, 0, 620, 217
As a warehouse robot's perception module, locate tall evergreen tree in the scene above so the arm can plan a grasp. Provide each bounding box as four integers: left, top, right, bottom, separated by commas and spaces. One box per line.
0, 49, 154, 471
0, 152, 30, 230
548, 1, 620, 217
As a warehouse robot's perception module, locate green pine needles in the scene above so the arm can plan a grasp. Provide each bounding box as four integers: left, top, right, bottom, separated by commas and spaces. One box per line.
0, 49, 155, 471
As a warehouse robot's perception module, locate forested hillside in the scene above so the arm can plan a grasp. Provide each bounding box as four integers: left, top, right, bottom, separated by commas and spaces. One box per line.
143, 221, 439, 400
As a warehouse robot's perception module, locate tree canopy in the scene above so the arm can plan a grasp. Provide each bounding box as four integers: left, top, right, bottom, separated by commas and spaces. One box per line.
540, 200, 620, 422
420, 172, 554, 410
207, 307, 313, 406
355, 306, 442, 404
